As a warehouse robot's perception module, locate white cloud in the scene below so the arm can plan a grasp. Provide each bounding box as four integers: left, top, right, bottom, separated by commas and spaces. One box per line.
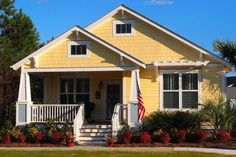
145, 0, 174, 5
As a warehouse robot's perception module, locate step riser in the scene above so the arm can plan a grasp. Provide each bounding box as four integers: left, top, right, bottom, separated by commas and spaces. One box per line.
78, 141, 107, 145
79, 136, 106, 141
80, 129, 112, 133
80, 132, 112, 137
81, 125, 112, 129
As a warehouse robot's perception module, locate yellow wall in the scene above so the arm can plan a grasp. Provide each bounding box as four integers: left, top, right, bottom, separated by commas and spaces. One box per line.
35, 33, 134, 68
92, 13, 200, 64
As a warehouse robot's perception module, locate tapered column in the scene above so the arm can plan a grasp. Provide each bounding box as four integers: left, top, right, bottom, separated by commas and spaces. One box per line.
16, 67, 32, 126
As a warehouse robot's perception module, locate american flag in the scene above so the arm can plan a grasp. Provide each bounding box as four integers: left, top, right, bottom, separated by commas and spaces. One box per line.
137, 74, 145, 121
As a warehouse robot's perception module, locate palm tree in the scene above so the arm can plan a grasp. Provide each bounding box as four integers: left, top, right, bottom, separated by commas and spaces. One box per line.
213, 40, 236, 66
201, 97, 236, 136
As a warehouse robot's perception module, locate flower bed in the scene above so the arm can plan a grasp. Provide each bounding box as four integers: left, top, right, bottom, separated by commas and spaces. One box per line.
0, 120, 75, 147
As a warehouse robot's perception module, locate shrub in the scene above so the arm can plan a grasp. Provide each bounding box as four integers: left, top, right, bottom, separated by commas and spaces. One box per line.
195, 130, 208, 143
231, 127, 236, 138
18, 133, 26, 143
52, 132, 63, 143
142, 111, 203, 133
2, 133, 11, 144
201, 97, 236, 136
140, 132, 151, 144
175, 130, 187, 143
160, 132, 171, 144
9, 127, 20, 142
216, 130, 230, 143
131, 131, 140, 143
151, 130, 163, 142
35, 132, 44, 143
122, 131, 132, 144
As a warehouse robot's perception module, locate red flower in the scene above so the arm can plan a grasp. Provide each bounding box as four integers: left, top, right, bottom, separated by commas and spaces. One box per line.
2, 134, 11, 144
216, 130, 230, 143
122, 131, 132, 144
140, 132, 151, 144
160, 132, 171, 144
35, 132, 44, 143
176, 130, 187, 143
18, 133, 26, 143
195, 130, 208, 143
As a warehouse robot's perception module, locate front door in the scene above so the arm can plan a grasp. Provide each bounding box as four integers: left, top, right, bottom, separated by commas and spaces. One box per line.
105, 83, 121, 120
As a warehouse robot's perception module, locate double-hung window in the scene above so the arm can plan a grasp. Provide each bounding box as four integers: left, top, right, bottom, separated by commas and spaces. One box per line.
60, 78, 90, 104
161, 72, 199, 110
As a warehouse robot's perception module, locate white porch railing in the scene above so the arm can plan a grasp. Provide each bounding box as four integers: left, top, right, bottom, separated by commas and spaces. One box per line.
112, 103, 123, 136
31, 104, 80, 123
73, 104, 85, 141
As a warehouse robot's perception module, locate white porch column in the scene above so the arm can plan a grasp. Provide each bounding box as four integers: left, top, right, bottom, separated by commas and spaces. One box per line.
16, 67, 32, 126
128, 69, 140, 127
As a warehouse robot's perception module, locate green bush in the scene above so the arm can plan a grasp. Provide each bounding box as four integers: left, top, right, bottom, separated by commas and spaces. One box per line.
142, 111, 204, 133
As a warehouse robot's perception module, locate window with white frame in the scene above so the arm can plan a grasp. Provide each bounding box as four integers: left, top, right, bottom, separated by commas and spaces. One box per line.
60, 78, 90, 104
113, 20, 135, 36
161, 72, 199, 110
67, 41, 90, 58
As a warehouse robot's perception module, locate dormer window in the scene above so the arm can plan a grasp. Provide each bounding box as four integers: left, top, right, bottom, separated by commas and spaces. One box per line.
113, 20, 135, 37
68, 41, 90, 58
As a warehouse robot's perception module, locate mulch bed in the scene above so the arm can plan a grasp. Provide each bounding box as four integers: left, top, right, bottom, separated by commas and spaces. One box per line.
111, 139, 236, 149
0, 143, 65, 147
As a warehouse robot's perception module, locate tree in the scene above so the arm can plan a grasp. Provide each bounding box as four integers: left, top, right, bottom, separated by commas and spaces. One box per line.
0, 0, 40, 126
213, 39, 236, 66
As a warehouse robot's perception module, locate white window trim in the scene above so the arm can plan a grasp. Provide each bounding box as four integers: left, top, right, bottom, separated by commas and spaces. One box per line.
67, 41, 90, 58
59, 77, 91, 104
159, 70, 201, 112
112, 20, 135, 37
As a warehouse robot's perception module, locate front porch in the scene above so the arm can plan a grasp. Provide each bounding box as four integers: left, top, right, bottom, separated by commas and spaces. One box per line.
16, 67, 141, 142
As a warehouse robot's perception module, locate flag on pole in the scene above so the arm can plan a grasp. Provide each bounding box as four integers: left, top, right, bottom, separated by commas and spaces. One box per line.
136, 73, 145, 121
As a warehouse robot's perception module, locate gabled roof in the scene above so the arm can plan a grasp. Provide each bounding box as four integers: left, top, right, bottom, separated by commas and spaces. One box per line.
11, 25, 146, 70
86, 4, 231, 67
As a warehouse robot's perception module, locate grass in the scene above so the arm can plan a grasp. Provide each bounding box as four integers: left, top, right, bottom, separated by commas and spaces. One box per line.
0, 150, 233, 157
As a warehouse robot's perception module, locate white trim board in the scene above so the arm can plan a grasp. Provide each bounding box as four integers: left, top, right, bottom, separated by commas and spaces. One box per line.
24, 67, 137, 73
85, 5, 231, 67
11, 26, 146, 70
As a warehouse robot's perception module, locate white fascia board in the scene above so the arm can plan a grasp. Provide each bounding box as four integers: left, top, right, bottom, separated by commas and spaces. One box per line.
85, 5, 231, 67
153, 61, 209, 67
24, 67, 137, 73
11, 26, 78, 70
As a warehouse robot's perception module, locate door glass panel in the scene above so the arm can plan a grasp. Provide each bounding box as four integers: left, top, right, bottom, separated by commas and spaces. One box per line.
106, 84, 120, 119
60, 79, 74, 93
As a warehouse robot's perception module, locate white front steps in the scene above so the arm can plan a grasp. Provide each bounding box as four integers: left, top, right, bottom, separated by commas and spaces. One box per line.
77, 124, 112, 145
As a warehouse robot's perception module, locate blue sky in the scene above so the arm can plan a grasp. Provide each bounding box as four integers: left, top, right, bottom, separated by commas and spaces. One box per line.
15, 0, 236, 75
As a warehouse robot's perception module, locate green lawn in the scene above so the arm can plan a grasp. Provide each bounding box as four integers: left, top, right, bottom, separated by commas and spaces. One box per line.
0, 150, 233, 157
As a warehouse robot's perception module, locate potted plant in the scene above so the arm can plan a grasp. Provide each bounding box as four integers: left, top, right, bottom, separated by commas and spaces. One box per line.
105, 135, 117, 147
64, 131, 74, 147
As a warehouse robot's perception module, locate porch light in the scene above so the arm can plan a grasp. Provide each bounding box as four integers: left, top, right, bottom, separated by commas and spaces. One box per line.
99, 81, 103, 89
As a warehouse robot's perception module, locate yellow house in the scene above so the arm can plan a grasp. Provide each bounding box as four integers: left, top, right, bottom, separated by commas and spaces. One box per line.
11, 5, 231, 144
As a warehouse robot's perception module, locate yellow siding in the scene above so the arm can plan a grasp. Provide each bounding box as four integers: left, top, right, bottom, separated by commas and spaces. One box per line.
202, 66, 223, 104
36, 33, 134, 68
92, 14, 200, 64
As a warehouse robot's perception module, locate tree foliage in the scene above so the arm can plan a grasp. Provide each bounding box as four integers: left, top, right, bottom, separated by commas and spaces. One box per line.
0, 0, 40, 126
201, 97, 236, 136
213, 39, 236, 66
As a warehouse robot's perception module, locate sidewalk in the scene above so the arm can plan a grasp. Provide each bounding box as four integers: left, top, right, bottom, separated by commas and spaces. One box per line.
0, 146, 235, 155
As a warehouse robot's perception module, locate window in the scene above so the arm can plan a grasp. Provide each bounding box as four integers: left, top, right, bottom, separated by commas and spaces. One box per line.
161, 72, 199, 110
60, 78, 90, 104
116, 24, 132, 34
68, 41, 90, 58
113, 20, 135, 36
